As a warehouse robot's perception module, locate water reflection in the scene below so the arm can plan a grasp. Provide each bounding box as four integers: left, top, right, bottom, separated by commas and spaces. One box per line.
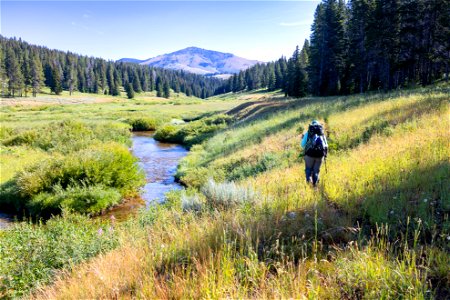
132, 132, 188, 205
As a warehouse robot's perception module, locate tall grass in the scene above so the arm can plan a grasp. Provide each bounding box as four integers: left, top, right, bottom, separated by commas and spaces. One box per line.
0, 213, 118, 299
2, 120, 132, 153
5, 86, 450, 298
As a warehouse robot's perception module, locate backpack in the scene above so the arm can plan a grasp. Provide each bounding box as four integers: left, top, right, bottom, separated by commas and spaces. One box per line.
305, 124, 328, 158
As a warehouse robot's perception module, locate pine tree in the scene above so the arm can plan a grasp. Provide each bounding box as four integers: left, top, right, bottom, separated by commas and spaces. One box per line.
50, 65, 63, 95
22, 50, 31, 97
125, 82, 134, 99
96, 60, 107, 94
163, 80, 170, 98
347, 0, 372, 93
112, 80, 121, 96
5, 48, 24, 97
309, 0, 347, 95
366, 0, 400, 90
141, 70, 149, 92
0, 45, 6, 97
106, 64, 114, 95
30, 52, 44, 97
64, 56, 77, 95
185, 87, 192, 97
173, 78, 180, 93
156, 77, 163, 97
286, 46, 307, 97
267, 66, 276, 91
132, 68, 142, 93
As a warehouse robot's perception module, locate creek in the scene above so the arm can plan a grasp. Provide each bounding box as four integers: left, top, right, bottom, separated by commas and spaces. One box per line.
132, 131, 188, 204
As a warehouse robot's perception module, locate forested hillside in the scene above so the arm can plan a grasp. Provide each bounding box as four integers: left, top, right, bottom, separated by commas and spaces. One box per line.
221, 0, 449, 97
0, 36, 223, 99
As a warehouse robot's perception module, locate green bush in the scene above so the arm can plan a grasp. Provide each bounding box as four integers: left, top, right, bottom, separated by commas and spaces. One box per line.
126, 117, 159, 131
27, 185, 122, 218
2, 143, 145, 216
154, 114, 233, 147
0, 213, 118, 298
153, 124, 183, 143
2, 120, 131, 153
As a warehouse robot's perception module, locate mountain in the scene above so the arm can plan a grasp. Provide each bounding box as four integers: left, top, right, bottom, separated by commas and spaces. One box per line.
117, 58, 144, 64
119, 47, 261, 75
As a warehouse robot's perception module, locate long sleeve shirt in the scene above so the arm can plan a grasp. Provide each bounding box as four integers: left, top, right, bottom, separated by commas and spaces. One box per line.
301, 132, 309, 148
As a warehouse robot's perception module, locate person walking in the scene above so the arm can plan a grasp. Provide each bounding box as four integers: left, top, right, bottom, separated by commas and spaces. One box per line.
301, 120, 328, 187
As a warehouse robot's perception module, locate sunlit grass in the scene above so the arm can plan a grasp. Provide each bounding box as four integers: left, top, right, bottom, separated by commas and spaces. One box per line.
2, 85, 450, 298
0, 146, 51, 184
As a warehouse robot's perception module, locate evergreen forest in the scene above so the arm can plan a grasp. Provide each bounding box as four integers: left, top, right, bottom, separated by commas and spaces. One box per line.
221, 0, 449, 97
0, 36, 223, 99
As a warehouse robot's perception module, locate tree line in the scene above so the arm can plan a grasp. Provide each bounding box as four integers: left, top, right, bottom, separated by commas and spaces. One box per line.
221, 0, 449, 97
0, 35, 223, 99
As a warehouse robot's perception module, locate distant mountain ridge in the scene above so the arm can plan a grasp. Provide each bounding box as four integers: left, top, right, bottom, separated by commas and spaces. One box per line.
118, 47, 261, 76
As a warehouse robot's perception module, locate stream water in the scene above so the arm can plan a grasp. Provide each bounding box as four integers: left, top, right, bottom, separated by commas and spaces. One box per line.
132, 131, 188, 204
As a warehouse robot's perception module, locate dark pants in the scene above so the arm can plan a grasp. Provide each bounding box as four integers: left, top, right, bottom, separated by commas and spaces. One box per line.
304, 155, 323, 186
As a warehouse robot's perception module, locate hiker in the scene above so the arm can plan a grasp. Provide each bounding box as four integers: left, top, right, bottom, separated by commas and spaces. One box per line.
301, 120, 328, 187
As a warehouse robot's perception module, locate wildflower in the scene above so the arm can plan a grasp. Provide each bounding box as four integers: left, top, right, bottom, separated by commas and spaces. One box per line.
390, 210, 394, 215
423, 198, 428, 203
97, 228, 103, 236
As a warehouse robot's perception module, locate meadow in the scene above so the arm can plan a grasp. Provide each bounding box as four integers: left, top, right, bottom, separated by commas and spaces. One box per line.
1, 85, 449, 298
0, 89, 254, 298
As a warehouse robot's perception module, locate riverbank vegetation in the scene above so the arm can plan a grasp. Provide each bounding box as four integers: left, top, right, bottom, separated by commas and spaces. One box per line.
0, 90, 257, 298
0, 83, 445, 299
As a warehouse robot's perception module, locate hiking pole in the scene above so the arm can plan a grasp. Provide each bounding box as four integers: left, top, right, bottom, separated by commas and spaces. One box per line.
324, 156, 328, 173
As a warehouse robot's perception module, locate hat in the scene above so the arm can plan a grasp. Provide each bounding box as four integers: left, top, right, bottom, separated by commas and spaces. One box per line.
311, 119, 320, 125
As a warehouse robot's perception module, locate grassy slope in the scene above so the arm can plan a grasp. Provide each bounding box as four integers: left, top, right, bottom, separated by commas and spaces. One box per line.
30, 85, 449, 299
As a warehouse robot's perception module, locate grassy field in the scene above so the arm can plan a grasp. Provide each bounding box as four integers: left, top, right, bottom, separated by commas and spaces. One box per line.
0, 89, 263, 298
1, 86, 449, 298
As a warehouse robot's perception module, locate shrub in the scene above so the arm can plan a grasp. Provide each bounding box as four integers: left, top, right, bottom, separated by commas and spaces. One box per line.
3, 143, 145, 216
154, 114, 233, 146
153, 124, 183, 143
27, 185, 122, 218
181, 192, 204, 213
0, 213, 118, 298
201, 179, 258, 209
179, 166, 211, 188
126, 117, 159, 131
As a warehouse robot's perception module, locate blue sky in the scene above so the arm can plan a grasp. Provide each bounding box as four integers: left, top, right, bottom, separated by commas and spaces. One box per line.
1, 1, 320, 62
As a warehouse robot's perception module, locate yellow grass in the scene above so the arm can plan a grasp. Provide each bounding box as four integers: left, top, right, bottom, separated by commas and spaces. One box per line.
29, 86, 449, 299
